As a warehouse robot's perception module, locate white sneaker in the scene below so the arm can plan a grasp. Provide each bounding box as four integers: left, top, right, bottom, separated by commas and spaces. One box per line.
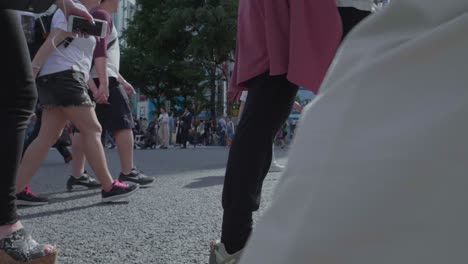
269, 161, 284, 172
209, 240, 243, 264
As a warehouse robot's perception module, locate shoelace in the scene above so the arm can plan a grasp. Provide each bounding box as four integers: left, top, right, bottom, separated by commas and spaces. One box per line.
131, 168, 142, 174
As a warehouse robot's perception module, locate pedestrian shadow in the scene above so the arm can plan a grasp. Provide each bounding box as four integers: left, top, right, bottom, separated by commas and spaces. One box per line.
18, 201, 129, 220
16, 189, 100, 208
184, 176, 224, 189
48, 190, 101, 203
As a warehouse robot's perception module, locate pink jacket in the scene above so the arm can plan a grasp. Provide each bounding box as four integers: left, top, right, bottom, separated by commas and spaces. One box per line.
229, 0, 342, 100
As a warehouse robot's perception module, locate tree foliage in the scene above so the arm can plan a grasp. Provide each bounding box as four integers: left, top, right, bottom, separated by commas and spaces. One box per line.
121, 0, 237, 118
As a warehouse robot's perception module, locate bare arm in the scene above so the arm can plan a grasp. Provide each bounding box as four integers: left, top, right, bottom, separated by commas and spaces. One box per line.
92, 57, 109, 104
87, 78, 98, 95
31, 29, 75, 77
118, 73, 136, 95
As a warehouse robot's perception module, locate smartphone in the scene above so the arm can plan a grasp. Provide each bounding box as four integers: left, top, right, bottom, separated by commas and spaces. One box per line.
1, 0, 55, 13
67, 15, 108, 38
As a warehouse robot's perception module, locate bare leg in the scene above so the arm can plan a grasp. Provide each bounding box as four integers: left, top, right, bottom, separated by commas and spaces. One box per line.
113, 128, 134, 175
71, 133, 86, 177
16, 109, 67, 192
63, 106, 113, 191
0, 222, 22, 238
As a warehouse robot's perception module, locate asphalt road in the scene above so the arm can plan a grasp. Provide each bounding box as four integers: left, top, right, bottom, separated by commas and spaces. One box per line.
20, 146, 289, 264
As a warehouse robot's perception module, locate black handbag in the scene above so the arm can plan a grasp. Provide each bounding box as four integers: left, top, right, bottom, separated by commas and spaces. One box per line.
0, 0, 55, 13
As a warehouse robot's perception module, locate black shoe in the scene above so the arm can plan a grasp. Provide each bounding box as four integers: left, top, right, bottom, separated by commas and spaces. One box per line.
101, 180, 139, 203
118, 168, 155, 186
16, 187, 49, 206
66, 173, 101, 191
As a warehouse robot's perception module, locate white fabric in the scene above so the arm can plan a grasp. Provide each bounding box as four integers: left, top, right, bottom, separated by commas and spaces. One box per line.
90, 24, 120, 79
240, 0, 468, 263
240, 90, 248, 102
39, 5, 96, 81
158, 113, 169, 124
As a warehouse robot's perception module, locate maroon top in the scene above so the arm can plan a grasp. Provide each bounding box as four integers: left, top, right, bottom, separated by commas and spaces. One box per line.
229, 0, 342, 99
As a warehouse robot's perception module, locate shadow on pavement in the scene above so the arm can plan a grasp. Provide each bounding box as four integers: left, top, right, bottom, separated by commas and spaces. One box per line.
184, 176, 224, 189
48, 190, 101, 203
18, 201, 129, 220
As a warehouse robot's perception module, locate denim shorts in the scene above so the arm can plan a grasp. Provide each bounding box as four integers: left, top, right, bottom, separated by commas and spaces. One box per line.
36, 70, 94, 108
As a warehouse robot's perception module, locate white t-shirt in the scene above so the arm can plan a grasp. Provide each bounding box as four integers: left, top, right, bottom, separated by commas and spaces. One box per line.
39, 6, 96, 81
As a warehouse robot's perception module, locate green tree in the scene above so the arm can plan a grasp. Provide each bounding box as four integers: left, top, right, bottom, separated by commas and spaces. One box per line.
185, 0, 238, 119
120, 0, 237, 119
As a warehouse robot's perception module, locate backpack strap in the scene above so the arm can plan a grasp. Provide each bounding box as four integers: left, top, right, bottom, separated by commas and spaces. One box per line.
37, 7, 74, 49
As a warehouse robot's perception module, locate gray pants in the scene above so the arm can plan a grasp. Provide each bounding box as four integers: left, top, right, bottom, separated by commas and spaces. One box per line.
159, 124, 169, 147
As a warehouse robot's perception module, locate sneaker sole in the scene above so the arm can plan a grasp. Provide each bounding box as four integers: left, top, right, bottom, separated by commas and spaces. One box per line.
67, 183, 101, 191
16, 200, 48, 206
118, 178, 154, 186
101, 185, 140, 203
268, 168, 283, 172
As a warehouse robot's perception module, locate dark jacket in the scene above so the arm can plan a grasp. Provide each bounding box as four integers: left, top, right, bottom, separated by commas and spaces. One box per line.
181, 112, 192, 131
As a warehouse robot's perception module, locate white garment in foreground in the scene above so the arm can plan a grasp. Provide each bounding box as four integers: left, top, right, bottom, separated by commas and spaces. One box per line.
240, 0, 468, 263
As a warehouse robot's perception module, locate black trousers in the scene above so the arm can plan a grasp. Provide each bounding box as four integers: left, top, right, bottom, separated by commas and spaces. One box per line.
181, 128, 190, 148
221, 72, 298, 253
0, 10, 37, 225
23, 114, 72, 160
338, 7, 372, 39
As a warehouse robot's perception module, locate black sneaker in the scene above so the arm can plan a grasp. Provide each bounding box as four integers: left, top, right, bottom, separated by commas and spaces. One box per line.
66, 173, 101, 191
118, 168, 154, 186
16, 187, 49, 206
101, 180, 139, 203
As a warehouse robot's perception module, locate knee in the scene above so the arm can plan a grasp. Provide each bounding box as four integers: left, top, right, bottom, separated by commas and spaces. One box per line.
80, 122, 102, 137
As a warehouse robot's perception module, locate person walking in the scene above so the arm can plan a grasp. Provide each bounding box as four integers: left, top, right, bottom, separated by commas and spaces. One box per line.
0, 1, 97, 262
23, 103, 73, 163
239, 1, 468, 263
180, 108, 192, 148
14, 0, 140, 206
168, 112, 175, 146
208, 0, 343, 263
158, 107, 170, 149
69, 0, 154, 191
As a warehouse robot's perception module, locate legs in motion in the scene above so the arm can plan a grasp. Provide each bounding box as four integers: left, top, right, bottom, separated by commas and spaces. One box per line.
63, 106, 139, 202
0, 9, 56, 263
114, 129, 134, 175
220, 73, 298, 254
16, 109, 68, 193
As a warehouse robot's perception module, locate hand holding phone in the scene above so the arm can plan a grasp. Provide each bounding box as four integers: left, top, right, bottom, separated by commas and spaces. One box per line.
67, 15, 107, 38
